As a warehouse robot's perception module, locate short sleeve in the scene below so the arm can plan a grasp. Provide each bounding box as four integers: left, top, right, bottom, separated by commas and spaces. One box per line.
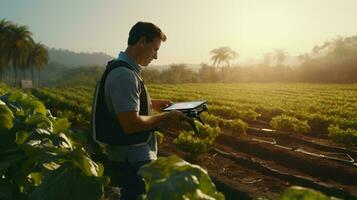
105, 68, 140, 114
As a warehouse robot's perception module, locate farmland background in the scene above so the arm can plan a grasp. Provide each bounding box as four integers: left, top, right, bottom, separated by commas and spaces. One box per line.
2, 0, 357, 198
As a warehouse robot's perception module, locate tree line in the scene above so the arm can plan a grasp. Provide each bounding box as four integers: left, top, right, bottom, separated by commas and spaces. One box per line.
142, 37, 357, 83
42, 37, 357, 86
0, 19, 48, 86
2, 18, 356, 86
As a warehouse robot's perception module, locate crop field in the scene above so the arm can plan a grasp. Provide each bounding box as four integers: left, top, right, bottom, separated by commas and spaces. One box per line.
2, 82, 357, 199
31, 83, 357, 144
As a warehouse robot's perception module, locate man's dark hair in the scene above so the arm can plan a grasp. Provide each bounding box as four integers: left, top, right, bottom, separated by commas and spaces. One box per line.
128, 21, 167, 45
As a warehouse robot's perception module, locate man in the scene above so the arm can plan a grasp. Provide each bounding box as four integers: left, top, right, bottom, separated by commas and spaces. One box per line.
92, 21, 191, 200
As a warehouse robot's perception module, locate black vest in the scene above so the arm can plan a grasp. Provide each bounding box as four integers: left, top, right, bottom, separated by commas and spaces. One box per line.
92, 60, 152, 146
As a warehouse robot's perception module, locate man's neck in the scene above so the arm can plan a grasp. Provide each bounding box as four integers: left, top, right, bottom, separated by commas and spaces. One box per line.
124, 47, 140, 65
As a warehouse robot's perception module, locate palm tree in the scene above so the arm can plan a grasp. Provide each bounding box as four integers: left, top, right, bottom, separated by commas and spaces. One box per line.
311, 36, 357, 59
210, 47, 237, 68
26, 42, 49, 86
7, 23, 33, 86
210, 47, 237, 81
0, 19, 12, 81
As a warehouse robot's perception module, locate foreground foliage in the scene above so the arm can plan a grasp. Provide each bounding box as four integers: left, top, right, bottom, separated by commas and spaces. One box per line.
1, 85, 226, 200
0, 91, 108, 200
278, 186, 341, 200
138, 156, 225, 200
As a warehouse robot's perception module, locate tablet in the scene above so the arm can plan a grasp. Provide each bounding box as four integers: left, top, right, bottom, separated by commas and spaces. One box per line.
162, 100, 207, 112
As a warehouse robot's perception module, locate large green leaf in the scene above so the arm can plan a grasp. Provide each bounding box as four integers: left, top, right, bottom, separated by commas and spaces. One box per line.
138, 156, 225, 200
0, 101, 14, 131
16, 131, 29, 145
24, 128, 51, 142
66, 130, 88, 148
7, 92, 27, 103
278, 186, 341, 200
21, 129, 74, 172
7, 102, 24, 117
28, 172, 43, 186
25, 113, 53, 131
68, 149, 104, 177
21, 99, 46, 116
29, 166, 107, 200
21, 129, 69, 164
54, 133, 73, 150
52, 118, 71, 134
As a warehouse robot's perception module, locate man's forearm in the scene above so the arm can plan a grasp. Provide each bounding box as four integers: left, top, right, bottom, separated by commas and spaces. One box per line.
122, 112, 170, 134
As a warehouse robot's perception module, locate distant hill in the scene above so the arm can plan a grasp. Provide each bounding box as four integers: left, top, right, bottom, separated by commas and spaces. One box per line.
47, 48, 203, 70
149, 63, 205, 72
48, 48, 114, 67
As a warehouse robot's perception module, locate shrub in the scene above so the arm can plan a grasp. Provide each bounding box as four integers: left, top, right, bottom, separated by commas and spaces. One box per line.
270, 114, 311, 134
223, 119, 248, 134
201, 112, 247, 135
306, 114, 331, 133
174, 121, 221, 161
328, 124, 357, 147
255, 106, 285, 121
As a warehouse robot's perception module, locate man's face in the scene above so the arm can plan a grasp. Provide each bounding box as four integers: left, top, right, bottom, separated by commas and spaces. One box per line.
140, 37, 161, 66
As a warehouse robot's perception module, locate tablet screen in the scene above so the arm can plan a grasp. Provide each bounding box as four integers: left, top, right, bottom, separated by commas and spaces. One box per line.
162, 100, 206, 111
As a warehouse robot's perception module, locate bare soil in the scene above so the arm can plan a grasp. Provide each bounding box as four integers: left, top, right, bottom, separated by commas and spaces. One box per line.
158, 124, 357, 200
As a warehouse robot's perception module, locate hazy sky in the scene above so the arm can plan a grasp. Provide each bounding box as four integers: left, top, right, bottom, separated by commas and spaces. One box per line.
1, 0, 357, 65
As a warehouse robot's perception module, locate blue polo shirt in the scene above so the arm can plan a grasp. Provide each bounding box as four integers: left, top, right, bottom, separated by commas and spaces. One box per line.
104, 51, 157, 162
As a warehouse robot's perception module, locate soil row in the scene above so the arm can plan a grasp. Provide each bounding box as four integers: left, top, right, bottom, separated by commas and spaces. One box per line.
161, 128, 357, 199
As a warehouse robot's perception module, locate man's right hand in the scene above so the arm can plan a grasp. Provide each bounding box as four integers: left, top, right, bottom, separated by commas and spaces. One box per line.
163, 110, 193, 131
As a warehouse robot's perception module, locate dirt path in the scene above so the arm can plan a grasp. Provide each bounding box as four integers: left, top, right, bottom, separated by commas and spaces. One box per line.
159, 126, 357, 200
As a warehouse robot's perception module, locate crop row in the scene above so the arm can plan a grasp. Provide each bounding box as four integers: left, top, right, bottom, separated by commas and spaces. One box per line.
30, 84, 357, 147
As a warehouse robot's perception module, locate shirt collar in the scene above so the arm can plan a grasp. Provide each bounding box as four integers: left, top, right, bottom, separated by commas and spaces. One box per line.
117, 51, 141, 74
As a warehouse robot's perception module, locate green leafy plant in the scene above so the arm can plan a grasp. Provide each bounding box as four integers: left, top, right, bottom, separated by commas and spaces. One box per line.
306, 114, 331, 133
270, 114, 311, 134
328, 124, 357, 147
201, 112, 247, 135
138, 155, 225, 200
174, 121, 220, 161
0, 91, 108, 200
278, 186, 341, 200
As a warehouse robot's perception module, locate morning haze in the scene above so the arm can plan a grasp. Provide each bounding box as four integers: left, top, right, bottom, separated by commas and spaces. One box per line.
1, 1, 357, 199
1, 0, 357, 65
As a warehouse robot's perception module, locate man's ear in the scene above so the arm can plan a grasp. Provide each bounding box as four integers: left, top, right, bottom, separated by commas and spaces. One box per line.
139, 36, 147, 47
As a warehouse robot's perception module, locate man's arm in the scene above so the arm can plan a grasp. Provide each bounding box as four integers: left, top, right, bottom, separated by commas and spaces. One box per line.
151, 99, 171, 111
117, 110, 190, 134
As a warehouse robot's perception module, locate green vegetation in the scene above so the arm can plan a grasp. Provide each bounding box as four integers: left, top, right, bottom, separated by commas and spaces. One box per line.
328, 125, 357, 147
0, 19, 48, 86
148, 83, 357, 146
201, 112, 248, 135
138, 36, 357, 84
0, 84, 226, 200
270, 114, 311, 134
2, 18, 354, 200
174, 121, 221, 161
138, 155, 225, 200
27, 83, 357, 147
277, 186, 340, 200
1, 81, 350, 199
0, 90, 108, 200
